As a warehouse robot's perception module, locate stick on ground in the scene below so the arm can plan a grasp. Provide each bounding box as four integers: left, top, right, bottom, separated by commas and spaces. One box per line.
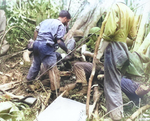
126, 104, 150, 121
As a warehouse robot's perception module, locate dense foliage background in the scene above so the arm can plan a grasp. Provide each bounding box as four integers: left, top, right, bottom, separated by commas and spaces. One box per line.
0, 0, 150, 53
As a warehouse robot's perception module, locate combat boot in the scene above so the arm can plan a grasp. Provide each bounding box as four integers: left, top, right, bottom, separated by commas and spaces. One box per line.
109, 107, 124, 121
135, 85, 150, 97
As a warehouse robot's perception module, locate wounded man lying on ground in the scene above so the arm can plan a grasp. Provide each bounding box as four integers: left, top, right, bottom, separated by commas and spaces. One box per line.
59, 62, 103, 95
121, 77, 150, 105
61, 61, 150, 105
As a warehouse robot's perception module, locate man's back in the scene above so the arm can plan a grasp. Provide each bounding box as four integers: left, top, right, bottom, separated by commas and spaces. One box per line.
37, 19, 66, 41
103, 3, 137, 43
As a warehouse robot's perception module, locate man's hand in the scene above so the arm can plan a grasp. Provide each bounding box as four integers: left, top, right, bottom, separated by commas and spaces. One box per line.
62, 49, 73, 61
95, 59, 103, 71
57, 39, 68, 53
82, 51, 94, 58
95, 59, 103, 65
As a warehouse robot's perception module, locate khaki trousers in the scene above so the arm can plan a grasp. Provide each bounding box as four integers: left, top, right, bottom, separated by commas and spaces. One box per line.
49, 66, 60, 91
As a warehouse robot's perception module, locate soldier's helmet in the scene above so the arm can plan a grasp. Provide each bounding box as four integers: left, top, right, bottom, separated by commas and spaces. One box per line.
89, 27, 100, 36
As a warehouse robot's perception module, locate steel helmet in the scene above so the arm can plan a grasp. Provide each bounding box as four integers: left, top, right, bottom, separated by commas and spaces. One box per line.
89, 27, 100, 36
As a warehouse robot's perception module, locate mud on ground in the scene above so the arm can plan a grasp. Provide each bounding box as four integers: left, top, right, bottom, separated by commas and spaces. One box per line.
0, 54, 107, 120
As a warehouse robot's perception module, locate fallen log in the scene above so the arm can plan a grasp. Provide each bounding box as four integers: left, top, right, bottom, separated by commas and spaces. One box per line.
0, 81, 20, 91
126, 104, 150, 121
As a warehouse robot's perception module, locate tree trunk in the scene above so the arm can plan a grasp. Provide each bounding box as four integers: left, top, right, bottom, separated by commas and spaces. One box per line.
137, 32, 150, 54
133, 3, 149, 51
56, 0, 106, 54
64, 0, 105, 43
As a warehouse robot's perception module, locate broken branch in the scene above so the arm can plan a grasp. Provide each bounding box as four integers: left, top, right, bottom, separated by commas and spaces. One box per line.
126, 104, 150, 121
86, 16, 107, 117
40, 92, 51, 112
0, 81, 21, 91
0, 89, 24, 99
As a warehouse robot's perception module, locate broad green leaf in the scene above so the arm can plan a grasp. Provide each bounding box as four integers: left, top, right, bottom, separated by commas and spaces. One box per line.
0, 117, 5, 121
9, 105, 19, 113
0, 102, 13, 113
